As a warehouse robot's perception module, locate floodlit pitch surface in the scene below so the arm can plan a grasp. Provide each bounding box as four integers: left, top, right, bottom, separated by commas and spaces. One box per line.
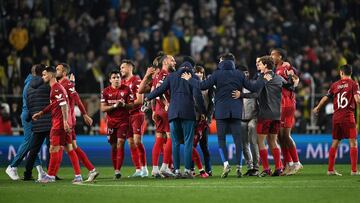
1, 165, 359, 203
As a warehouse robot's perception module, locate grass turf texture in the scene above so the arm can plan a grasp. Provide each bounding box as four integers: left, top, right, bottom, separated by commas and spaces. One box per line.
0, 165, 359, 203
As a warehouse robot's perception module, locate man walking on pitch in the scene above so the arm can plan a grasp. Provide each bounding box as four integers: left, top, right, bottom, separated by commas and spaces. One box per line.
313, 64, 360, 176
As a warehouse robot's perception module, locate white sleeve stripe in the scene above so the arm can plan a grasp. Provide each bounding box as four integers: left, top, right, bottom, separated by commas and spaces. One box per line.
100, 99, 105, 102
59, 101, 67, 106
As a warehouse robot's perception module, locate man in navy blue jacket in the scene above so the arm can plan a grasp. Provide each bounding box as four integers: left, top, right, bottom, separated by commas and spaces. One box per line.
146, 57, 206, 178
182, 53, 267, 178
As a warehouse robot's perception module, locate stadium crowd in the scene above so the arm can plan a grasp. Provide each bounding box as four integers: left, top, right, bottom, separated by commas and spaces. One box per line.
0, 0, 360, 135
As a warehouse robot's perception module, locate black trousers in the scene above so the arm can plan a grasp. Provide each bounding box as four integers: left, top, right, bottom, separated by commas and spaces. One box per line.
24, 131, 50, 177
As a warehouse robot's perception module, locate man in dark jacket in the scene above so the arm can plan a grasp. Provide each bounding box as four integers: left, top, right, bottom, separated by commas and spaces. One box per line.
23, 64, 52, 180
6, 64, 46, 181
182, 53, 266, 178
146, 57, 206, 178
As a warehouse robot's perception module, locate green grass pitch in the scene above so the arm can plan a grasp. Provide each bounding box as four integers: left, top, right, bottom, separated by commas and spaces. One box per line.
0, 165, 359, 203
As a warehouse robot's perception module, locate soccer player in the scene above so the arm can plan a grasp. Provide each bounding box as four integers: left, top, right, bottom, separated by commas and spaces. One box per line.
271, 48, 302, 175
149, 54, 176, 178
32, 66, 82, 183
120, 59, 148, 177
252, 56, 290, 177
101, 70, 139, 179
55, 63, 99, 182
191, 65, 213, 177
313, 64, 360, 176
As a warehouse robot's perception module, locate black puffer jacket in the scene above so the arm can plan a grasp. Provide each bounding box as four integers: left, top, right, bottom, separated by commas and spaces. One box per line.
26, 76, 51, 132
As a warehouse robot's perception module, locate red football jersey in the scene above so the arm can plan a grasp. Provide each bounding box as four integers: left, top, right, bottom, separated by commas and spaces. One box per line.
101, 85, 131, 128
60, 78, 86, 126
327, 78, 359, 124
121, 75, 142, 115
44, 83, 72, 130
275, 63, 296, 107
152, 69, 170, 113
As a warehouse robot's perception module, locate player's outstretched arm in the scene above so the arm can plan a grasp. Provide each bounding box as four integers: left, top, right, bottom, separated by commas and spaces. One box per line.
313, 96, 329, 114
138, 67, 155, 94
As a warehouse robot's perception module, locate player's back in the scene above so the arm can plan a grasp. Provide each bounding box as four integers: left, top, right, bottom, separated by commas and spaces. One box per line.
330, 78, 358, 123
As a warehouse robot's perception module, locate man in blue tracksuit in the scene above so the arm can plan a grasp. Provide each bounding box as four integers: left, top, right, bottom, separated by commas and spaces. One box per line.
6, 65, 45, 180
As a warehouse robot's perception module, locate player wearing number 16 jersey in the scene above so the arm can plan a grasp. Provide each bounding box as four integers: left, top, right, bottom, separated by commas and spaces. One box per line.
313, 64, 360, 176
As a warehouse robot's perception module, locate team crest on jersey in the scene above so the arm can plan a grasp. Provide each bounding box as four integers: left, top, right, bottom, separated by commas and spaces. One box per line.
120, 92, 124, 96
55, 94, 62, 99
55, 89, 59, 92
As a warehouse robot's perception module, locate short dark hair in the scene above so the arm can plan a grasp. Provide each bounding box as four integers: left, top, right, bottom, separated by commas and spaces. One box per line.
259, 56, 274, 70
195, 65, 205, 80
339, 64, 352, 76
59, 63, 71, 74
219, 53, 235, 61
44, 66, 56, 73
108, 70, 120, 79
271, 48, 287, 60
238, 64, 249, 72
121, 59, 135, 68
182, 56, 195, 67
34, 64, 46, 76
44, 66, 56, 77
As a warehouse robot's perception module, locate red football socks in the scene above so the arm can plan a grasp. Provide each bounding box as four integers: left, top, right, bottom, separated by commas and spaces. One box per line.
130, 146, 141, 169
281, 147, 292, 166
47, 151, 59, 176
137, 143, 147, 167
259, 149, 269, 171
272, 148, 283, 170
111, 148, 117, 170
350, 147, 358, 172
289, 146, 299, 162
68, 150, 81, 176
75, 147, 94, 171
192, 148, 203, 170
328, 147, 337, 172
54, 148, 64, 175
152, 137, 164, 166
116, 147, 124, 171
163, 138, 172, 164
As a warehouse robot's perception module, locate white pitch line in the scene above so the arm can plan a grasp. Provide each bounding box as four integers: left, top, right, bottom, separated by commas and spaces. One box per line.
74, 183, 359, 189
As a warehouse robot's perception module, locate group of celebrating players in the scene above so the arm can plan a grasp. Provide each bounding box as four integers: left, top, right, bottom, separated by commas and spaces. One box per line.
5, 47, 360, 183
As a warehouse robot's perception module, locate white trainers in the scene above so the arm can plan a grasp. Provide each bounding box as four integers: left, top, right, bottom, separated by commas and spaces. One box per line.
72, 176, 83, 184
128, 170, 142, 178
6, 165, 20, 180
160, 168, 176, 178
287, 162, 303, 175
39, 175, 56, 183
140, 167, 149, 178
85, 170, 99, 182
151, 170, 162, 178
327, 170, 342, 176
351, 171, 360, 176
37, 172, 48, 182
